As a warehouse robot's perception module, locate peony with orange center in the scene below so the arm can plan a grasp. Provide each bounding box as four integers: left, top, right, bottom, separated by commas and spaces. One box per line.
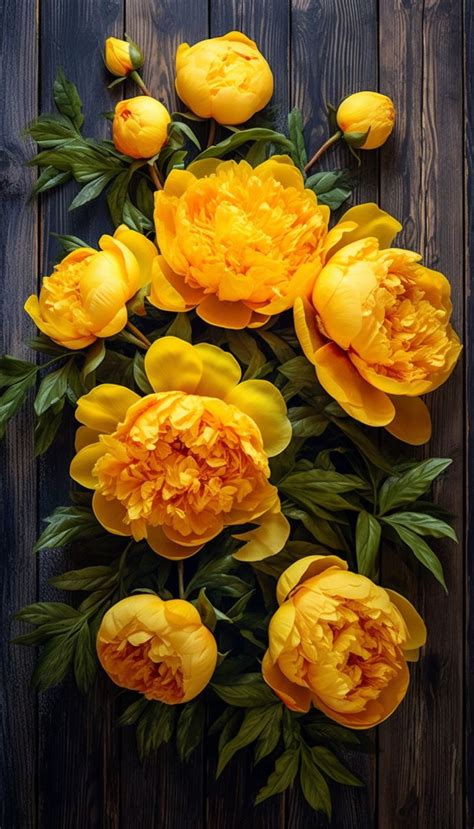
262, 555, 427, 729
97, 594, 218, 704
70, 336, 291, 560
24, 225, 158, 350
149, 156, 333, 329
294, 207, 462, 445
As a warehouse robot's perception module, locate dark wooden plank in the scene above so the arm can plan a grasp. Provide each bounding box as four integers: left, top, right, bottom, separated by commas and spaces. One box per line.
378, 2, 465, 827
202, 3, 290, 827
289, 1, 379, 824
118, 3, 208, 828
465, 1, 474, 825
0, 2, 39, 827
37, 2, 123, 828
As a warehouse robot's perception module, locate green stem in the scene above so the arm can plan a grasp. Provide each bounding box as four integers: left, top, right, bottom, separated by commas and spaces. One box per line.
207, 118, 216, 148
304, 130, 342, 173
177, 560, 185, 599
126, 321, 152, 348
130, 70, 152, 97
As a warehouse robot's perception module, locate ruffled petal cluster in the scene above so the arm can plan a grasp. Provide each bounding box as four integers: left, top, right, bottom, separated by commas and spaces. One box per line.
294, 204, 461, 444
97, 594, 217, 704
262, 555, 427, 728
150, 156, 331, 329
24, 226, 157, 349
70, 337, 291, 560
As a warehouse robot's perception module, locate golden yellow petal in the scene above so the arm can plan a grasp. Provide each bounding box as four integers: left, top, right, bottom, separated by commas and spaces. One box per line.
74, 425, 102, 452
69, 442, 106, 489
193, 343, 242, 399
262, 650, 312, 713
225, 379, 292, 457
333, 203, 402, 251
163, 169, 197, 197
92, 491, 130, 536
196, 296, 253, 329
385, 396, 432, 445
385, 588, 427, 651
232, 508, 290, 562
276, 554, 349, 605
146, 525, 204, 560
76, 384, 141, 433
267, 602, 296, 661
144, 336, 203, 394
293, 296, 326, 364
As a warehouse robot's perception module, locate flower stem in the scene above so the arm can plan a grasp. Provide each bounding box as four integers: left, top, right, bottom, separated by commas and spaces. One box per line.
149, 163, 163, 191
177, 560, 185, 599
207, 118, 216, 148
304, 130, 342, 173
130, 70, 152, 97
126, 321, 152, 348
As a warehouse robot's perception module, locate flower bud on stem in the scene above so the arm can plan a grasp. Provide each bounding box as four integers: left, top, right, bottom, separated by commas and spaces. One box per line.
304, 130, 342, 173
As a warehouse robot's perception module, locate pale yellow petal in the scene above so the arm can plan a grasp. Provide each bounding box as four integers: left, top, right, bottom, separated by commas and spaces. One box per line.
193, 343, 241, 399
276, 555, 349, 605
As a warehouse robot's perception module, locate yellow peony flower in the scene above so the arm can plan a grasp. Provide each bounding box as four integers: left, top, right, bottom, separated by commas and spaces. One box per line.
113, 96, 171, 159
336, 91, 395, 150
294, 205, 461, 444
175, 31, 273, 125
104, 36, 143, 77
70, 336, 291, 560
97, 594, 218, 703
262, 555, 427, 729
149, 156, 333, 329
24, 226, 157, 350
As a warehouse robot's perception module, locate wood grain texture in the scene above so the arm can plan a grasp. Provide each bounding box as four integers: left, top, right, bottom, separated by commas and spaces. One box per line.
378, 2, 465, 827
0, 1, 470, 826
0, 1, 38, 827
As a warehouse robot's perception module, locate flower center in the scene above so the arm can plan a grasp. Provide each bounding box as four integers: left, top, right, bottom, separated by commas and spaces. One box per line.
100, 638, 184, 703
94, 391, 271, 541
176, 167, 327, 304
42, 258, 93, 334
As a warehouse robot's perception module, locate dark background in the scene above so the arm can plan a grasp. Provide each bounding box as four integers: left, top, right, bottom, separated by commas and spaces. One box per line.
1, 0, 472, 826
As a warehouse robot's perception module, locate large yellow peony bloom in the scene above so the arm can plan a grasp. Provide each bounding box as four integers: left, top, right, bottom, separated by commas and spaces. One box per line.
262, 555, 426, 729
294, 206, 461, 444
149, 156, 333, 329
97, 594, 217, 704
24, 226, 157, 350
175, 31, 273, 125
70, 336, 291, 560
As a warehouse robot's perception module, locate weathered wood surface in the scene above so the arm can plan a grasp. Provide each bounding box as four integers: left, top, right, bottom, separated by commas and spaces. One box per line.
0, 1, 470, 826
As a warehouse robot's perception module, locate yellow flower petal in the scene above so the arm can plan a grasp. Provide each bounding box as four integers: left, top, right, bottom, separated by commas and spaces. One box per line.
148, 256, 204, 313
76, 384, 141, 433
268, 602, 296, 661
225, 379, 292, 457
232, 508, 290, 561
163, 169, 197, 197
144, 336, 203, 394
293, 296, 326, 364
385, 589, 427, 652
276, 554, 349, 605
113, 224, 158, 288
164, 599, 203, 627
186, 158, 223, 178
314, 343, 395, 427
74, 425, 102, 452
385, 396, 432, 445
146, 525, 204, 560
92, 491, 130, 536
24, 295, 96, 350
69, 442, 106, 489
196, 296, 253, 329
262, 650, 312, 713
333, 203, 402, 251
256, 155, 305, 190
193, 343, 242, 399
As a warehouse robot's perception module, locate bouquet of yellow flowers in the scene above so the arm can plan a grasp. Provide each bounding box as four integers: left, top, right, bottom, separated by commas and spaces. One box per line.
4, 30, 461, 817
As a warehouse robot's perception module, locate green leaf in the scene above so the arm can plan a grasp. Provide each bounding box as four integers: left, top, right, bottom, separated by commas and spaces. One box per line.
34, 505, 105, 551
288, 406, 328, 438
195, 127, 294, 161
0, 373, 37, 439
378, 459, 452, 515
31, 633, 76, 691
25, 113, 79, 147
355, 511, 381, 577
217, 705, 279, 776
170, 120, 201, 149
305, 169, 353, 210
14, 601, 81, 626
300, 746, 332, 817
136, 702, 175, 760
256, 330, 296, 364
118, 697, 148, 726
383, 521, 447, 589
176, 699, 206, 761
0, 355, 38, 389
167, 313, 192, 342
122, 198, 153, 233
277, 356, 316, 386
311, 746, 363, 786
133, 351, 153, 394
73, 622, 97, 693
97, 350, 134, 388
34, 399, 64, 456
136, 178, 155, 221
288, 107, 307, 170
49, 565, 116, 592
69, 173, 114, 210
212, 674, 276, 708
381, 511, 457, 542
31, 165, 71, 195
195, 588, 217, 631
254, 704, 283, 763
34, 359, 73, 415
81, 339, 106, 381
51, 232, 89, 254
53, 68, 84, 129
329, 415, 395, 473
280, 469, 365, 513
107, 170, 132, 226
245, 139, 269, 166
255, 749, 299, 805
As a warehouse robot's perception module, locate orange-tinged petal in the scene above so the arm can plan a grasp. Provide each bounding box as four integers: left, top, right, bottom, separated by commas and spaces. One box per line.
92, 491, 130, 536
232, 508, 290, 562
225, 379, 291, 457
196, 296, 253, 329
70, 442, 106, 489
385, 396, 432, 445
146, 525, 204, 559
164, 599, 202, 627
267, 602, 296, 662
76, 384, 141, 433
293, 296, 326, 364
144, 336, 203, 394
193, 343, 241, 399
262, 651, 312, 712
385, 589, 427, 652
24, 295, 96, 350
276, 554, 349, 605
314, 343, 395, 426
